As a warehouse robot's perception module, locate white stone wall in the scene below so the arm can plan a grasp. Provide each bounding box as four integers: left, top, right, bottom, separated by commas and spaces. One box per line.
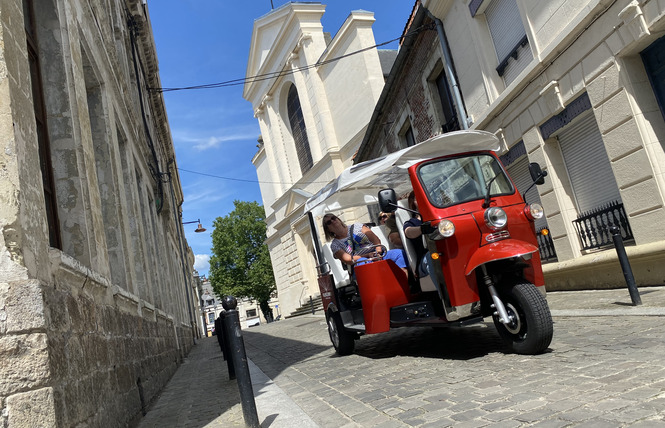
0, 0, 198, 425
245, 5, 387, 315
420, 0, 665, 288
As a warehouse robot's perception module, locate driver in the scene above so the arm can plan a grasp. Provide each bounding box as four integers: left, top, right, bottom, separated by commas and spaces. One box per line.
322, 213, 407, 274
403, 192, 436, 277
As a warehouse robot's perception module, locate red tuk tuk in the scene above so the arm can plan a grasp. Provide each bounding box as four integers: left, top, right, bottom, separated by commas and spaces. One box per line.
305, 130, 553, 355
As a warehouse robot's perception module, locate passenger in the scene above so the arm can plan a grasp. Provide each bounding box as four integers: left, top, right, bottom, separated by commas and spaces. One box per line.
322, 213, 408, 274
403, 192, 436, 277
378, 211, 404, 249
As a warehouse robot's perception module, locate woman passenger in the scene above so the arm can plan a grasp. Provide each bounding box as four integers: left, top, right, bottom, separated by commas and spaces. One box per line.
322, 213, 407, 274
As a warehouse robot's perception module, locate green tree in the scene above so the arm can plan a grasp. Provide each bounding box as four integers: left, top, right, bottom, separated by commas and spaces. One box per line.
209, 200, 276, 321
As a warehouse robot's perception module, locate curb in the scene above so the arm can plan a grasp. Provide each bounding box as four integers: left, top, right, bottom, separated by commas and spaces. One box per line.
551, 308, 665, 317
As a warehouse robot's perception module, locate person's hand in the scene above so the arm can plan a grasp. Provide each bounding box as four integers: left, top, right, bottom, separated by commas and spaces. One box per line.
420, 222, 436, 235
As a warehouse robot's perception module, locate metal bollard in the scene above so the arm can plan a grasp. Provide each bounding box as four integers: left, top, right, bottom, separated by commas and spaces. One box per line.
609, 225, 642, 306
215, 315, 225, 355
220, 312, 235, 380
310, 295, 315, 314
222, 296, 260, 428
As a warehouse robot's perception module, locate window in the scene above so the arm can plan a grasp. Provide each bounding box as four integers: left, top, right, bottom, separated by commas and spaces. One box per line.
246, 308, 258, 318
484, 0, 532, 86
434, 68, 459, 133
502, 142, 546, 230
24, 0, 61, 248
399, 120, 416, 148
642, 35, 665, 125
287, 85, 313, 174
418, 154, 512, 207
555, 111, 622, 214
208, 312, 215, 324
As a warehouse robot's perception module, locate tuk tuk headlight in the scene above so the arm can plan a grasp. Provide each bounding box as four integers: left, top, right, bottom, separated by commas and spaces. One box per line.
524, 203, 544, 221
437, 219, 455, 238
484, 207, 507, 230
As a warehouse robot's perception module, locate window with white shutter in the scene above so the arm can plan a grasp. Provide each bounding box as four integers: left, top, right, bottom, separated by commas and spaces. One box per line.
503, 143, 557, 261
484, 0, 532, 86
556, 111, 622, 214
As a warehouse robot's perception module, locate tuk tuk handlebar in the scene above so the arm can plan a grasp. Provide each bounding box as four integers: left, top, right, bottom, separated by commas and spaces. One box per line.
353, 244, 388, 264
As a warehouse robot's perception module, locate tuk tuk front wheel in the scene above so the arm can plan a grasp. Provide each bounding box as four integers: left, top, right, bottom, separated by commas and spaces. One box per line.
492, 282, 553, 355
327, 311, 355, 356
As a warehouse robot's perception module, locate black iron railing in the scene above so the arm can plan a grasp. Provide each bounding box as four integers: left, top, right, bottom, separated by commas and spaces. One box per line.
572, 201, 633, 250
536, 227, 557, 262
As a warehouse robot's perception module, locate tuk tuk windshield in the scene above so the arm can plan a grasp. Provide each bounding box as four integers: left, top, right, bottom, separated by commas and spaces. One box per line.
418, 153, 513, 207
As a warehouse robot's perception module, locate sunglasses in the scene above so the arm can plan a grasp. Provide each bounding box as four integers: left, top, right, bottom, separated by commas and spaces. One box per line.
325, 216, 338, 226
379, 214, 388, 219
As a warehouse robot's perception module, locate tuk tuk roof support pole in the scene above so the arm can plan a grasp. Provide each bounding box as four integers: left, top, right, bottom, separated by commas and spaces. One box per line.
308, 211, 326, 272
425, 8, 470, 130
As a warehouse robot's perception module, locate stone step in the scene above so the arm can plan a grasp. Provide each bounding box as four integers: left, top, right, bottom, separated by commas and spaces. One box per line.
285, 296, 323, 319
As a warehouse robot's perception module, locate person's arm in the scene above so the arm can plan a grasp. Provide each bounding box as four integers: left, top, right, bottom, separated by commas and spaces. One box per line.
362, 225, 381, 245
404, 218, 422, 239
334, 249, 361, 265
362, 225, 385, 255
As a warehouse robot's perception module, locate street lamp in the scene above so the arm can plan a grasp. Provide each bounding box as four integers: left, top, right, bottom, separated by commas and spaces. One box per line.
183, 219, 206, 233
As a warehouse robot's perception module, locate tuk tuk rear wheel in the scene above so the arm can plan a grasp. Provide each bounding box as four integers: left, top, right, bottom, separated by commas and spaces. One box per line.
492, 281, 553, 355
327, 311, 355, 356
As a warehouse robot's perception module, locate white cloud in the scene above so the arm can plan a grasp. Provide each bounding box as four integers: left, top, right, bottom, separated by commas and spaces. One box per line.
172, 128, 259, 151
194, 254, 210, 272
192, 134, 252, 151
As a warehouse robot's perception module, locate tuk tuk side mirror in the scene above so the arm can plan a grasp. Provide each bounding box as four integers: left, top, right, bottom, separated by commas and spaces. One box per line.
528, 162, 547, 185
378, 189, 398, 213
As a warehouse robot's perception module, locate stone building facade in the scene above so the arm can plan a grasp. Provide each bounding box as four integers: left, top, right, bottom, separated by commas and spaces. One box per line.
199, 277, 277, 335
356, 0, 665, 290
0, 0, 198, 426
244, 3, 396, 316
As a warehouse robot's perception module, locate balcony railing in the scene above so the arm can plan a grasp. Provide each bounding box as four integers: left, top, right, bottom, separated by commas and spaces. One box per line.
536, 227, 557, 262
572, 201, 633, 251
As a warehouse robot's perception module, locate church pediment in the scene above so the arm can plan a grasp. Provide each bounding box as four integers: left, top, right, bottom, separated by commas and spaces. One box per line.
285, 187, 312, 216
244, 3, 326, 102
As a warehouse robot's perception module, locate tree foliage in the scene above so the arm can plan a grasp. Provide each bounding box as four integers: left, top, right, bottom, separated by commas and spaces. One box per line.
209, 200, 276, 320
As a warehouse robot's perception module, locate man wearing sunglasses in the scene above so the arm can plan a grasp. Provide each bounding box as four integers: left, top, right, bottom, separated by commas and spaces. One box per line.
378, 211, 403, 249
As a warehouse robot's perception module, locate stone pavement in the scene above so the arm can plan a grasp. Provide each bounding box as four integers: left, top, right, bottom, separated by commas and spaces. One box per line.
136, 286, 665, 427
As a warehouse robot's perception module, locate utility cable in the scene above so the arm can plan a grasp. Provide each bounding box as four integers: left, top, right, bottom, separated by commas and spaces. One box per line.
177, 167, 330, 185
151, 23, 434, 93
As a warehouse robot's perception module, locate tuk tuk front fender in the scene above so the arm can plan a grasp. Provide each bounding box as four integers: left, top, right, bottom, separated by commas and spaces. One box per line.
464, 239, 538, 276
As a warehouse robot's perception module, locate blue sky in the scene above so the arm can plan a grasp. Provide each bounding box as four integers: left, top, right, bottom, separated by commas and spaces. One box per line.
147, 1, 416, 277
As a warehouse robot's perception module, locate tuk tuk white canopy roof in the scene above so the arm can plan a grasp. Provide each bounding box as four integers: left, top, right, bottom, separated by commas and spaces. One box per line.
304, 130, 501, 217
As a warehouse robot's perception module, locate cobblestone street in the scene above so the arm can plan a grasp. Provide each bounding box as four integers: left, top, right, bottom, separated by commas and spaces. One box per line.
242, 287, 665, 427
138, 287, 665, 427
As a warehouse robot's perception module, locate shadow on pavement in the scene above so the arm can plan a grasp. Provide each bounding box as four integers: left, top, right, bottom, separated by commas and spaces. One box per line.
242, 317, 332, 381
353, 321, 507, 360
242, 316, 516, 381
137, 337, 244, 428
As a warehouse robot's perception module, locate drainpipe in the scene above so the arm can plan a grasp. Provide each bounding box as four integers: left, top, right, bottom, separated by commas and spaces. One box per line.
426, 9, 469, 130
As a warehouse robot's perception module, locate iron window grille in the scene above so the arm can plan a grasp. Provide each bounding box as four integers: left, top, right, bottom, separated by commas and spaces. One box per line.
536, 228, 557, 262
572, 200, 634, 251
